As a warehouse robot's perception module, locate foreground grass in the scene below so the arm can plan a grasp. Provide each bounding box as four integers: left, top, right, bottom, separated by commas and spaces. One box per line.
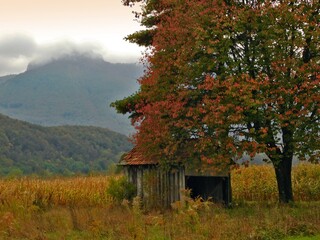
0, 164, 319, 239
0, 200, 319, 240
285, 236, 320, 240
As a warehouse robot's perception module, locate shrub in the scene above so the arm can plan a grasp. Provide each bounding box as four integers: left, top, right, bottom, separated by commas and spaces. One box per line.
106, 176, 136, 203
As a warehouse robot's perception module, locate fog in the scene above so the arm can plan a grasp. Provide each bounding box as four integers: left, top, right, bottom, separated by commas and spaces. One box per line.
0, 34, 141, 76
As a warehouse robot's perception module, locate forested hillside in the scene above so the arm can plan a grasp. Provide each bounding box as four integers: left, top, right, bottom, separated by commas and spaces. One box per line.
0, 114, 132, 176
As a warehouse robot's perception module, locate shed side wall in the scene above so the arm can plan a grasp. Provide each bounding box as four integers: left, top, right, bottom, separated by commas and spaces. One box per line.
123, 165, 185, 209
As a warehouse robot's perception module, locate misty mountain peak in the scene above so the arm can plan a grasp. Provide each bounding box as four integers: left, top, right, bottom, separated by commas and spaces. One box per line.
26, 52, 105, 71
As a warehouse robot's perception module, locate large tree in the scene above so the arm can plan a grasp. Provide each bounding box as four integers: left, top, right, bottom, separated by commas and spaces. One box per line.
114, 0, 320, 203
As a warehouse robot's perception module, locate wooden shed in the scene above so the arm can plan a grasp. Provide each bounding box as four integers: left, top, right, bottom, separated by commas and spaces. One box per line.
119, 148, 232, 208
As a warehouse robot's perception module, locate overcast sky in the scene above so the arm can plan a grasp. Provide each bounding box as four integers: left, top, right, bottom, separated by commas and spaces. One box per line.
0, 0, 144, 76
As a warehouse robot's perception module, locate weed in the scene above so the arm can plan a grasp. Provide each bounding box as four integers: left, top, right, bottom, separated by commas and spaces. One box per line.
106, 176, 136, 203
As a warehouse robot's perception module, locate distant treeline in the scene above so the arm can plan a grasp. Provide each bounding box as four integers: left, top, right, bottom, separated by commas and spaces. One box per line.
0, 114, 132, 176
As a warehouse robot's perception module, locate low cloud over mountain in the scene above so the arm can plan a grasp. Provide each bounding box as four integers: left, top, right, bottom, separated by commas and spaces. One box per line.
0, 33, 139, 76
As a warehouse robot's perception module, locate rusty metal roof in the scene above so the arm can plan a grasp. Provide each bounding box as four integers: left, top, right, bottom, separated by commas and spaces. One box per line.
119, 148, 230, 177
119, 148, 158, 165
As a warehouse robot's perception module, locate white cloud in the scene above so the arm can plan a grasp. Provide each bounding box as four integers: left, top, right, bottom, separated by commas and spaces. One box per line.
0, 34, 37, 76
0, 33, 142, 76
29, 40, 105, 67
0, 33, 37, 58
0, 56, 30, 76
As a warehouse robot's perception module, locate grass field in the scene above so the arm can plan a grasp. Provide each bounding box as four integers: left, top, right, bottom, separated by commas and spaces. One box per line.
0, 164, 319, 239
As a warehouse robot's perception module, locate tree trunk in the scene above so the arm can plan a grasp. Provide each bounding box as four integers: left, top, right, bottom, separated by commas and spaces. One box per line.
273, 156, 294, 203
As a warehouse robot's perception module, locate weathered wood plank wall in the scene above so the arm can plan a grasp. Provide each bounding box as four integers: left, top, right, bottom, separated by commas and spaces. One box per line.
124, 165, 185, 208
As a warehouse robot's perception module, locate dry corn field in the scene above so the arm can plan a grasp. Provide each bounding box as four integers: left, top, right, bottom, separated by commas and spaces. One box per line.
0, 164, 319, 209
231, 163, 320, 202
0, 176, 114, 209
0, 164, 319, 240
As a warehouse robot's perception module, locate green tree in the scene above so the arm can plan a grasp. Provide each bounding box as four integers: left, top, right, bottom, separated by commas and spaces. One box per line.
114, 0, 320, 203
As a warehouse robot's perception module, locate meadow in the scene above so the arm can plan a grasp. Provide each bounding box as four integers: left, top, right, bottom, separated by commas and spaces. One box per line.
0, 164, 319, 240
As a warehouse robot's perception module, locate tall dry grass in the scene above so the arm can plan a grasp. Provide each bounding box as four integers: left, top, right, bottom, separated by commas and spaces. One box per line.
231, 163, 320, 202
0, 164, 319, 239
0, 176, 113, 210
1, 163, 318, 210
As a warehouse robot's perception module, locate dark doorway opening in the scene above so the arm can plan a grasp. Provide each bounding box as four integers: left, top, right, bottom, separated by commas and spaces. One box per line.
185, 176, 231, 205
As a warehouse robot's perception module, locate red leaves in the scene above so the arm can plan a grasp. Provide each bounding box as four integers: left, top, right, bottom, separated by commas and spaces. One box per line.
121, 0, 320, 167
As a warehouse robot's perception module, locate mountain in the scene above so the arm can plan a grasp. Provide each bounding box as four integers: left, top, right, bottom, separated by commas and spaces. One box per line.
0, 55, 142, 135
0, 74, 16, 84
0, 113, 132, 176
